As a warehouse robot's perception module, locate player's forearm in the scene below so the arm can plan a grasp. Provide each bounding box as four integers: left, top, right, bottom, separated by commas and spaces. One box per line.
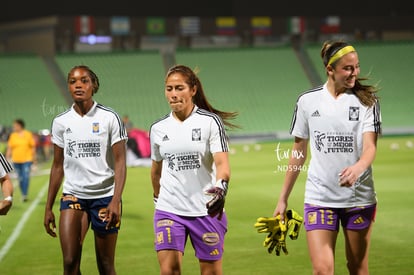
214, 152, 231, 182
356, 132, 378, 171
151, 177, 160, 197
278, 155, 306, 202
111, 141, 127, 202
1, 175, 13, 197
151, 161, 162, 197
112, 164, 126, 202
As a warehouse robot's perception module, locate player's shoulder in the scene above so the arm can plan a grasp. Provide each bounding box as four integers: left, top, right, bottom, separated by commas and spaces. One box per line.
150, 113, 170, 129
297, 85, 324, 101
96, 103, 121, 119
53, 106, 72, 122
195, 107, 222, 122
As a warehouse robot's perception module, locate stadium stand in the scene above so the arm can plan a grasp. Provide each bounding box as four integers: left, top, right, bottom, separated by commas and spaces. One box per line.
52, 47, 313, 139
0, 54, 68, 132
54, 51, 168, 132
175, 46, 311, 139
1, 42, 413, 144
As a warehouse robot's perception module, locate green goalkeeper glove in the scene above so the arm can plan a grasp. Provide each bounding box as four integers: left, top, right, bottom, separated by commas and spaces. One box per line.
286, 209, 304, 240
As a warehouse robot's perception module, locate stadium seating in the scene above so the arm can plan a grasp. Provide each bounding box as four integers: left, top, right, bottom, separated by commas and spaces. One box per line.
1, 42, 413, 140
175, 46, 310, 137
54, 51, 168, 131
0, 54, 68, 132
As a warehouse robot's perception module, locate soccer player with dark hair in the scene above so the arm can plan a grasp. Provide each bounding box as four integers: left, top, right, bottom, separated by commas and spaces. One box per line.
44, 65, 128, 274
150, 64, 238, 274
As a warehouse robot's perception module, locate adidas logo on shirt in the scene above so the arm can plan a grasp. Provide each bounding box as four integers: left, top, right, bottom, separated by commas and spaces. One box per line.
311, 110, 320, 117
162, 135, 169, 141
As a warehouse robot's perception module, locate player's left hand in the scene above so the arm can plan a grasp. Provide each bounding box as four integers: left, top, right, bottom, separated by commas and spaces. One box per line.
206, 179, 228, 220
105, 200, 121, 230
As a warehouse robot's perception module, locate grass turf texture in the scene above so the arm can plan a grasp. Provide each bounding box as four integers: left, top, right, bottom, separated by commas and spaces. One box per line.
0, 135, 413, 274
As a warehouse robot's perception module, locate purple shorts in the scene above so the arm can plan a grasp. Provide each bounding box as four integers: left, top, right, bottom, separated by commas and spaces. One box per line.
304, 203, 376, 231
154, 209, 227, 261
60, 194, 121, 234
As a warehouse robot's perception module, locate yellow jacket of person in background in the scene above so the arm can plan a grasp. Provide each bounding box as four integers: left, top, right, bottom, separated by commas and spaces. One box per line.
7, 129, 36, 163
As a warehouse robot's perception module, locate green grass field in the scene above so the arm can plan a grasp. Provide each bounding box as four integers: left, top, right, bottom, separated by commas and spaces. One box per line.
1, 135, 413, 274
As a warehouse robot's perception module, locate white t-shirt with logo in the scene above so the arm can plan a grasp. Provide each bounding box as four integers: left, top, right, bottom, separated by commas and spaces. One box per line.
150, 106, 229, 216
290, 83, 381, 207
51, 102, 128, 199
0, 152, 13, 178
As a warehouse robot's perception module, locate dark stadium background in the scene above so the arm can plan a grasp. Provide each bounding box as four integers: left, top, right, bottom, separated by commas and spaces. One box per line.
1, 0, 411, 23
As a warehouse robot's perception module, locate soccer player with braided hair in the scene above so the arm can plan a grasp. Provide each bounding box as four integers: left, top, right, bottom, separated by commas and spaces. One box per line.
44, 65, 128, 274
272, 40, 382, 274
150, 64, 238, 274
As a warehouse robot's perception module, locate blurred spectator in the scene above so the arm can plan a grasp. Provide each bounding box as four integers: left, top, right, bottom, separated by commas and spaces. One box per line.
122, 115, 133, 133
6, 119, 36, 202
36, 129, 52, 162
126, 128, 151, 167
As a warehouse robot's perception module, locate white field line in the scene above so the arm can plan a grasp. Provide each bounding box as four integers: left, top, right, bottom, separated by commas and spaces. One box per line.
0, 181, 48, 262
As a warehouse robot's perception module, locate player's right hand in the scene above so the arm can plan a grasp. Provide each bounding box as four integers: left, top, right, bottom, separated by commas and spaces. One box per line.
44, 210, 57, 237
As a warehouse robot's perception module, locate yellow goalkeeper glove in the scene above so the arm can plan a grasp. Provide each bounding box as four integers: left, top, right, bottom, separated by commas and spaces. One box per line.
266, 220, 288, 256
286, 209, 304, 240
254, 216, 280, 235
255, 216, 288, 256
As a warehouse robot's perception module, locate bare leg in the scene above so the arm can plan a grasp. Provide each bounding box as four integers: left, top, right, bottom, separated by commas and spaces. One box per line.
343, 225, 373, 275
157, 250, 183, 275
59, 209, 89, 275
306, 229, 338, 275
94, 231, 118, 275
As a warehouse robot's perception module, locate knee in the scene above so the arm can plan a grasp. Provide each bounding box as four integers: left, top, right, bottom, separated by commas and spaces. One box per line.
346, 260, 368, 274
97, 258, 116, 275
312, 262, 334, 275
63, 256, 81, 273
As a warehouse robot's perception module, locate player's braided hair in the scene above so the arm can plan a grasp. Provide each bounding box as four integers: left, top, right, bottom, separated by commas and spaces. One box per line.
166, 64, 240, 130
67, 65, 100, 94
321, 41, 379, 107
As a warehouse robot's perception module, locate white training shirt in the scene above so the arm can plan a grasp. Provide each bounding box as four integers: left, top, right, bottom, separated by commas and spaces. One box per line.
150, 106, 229, 216
0, 152, 13, 178
51, 101, 128, 199
290, 83, 382, 208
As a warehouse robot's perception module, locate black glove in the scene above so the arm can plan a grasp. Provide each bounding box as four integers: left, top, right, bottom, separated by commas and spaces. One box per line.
205, 179, 228, 220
